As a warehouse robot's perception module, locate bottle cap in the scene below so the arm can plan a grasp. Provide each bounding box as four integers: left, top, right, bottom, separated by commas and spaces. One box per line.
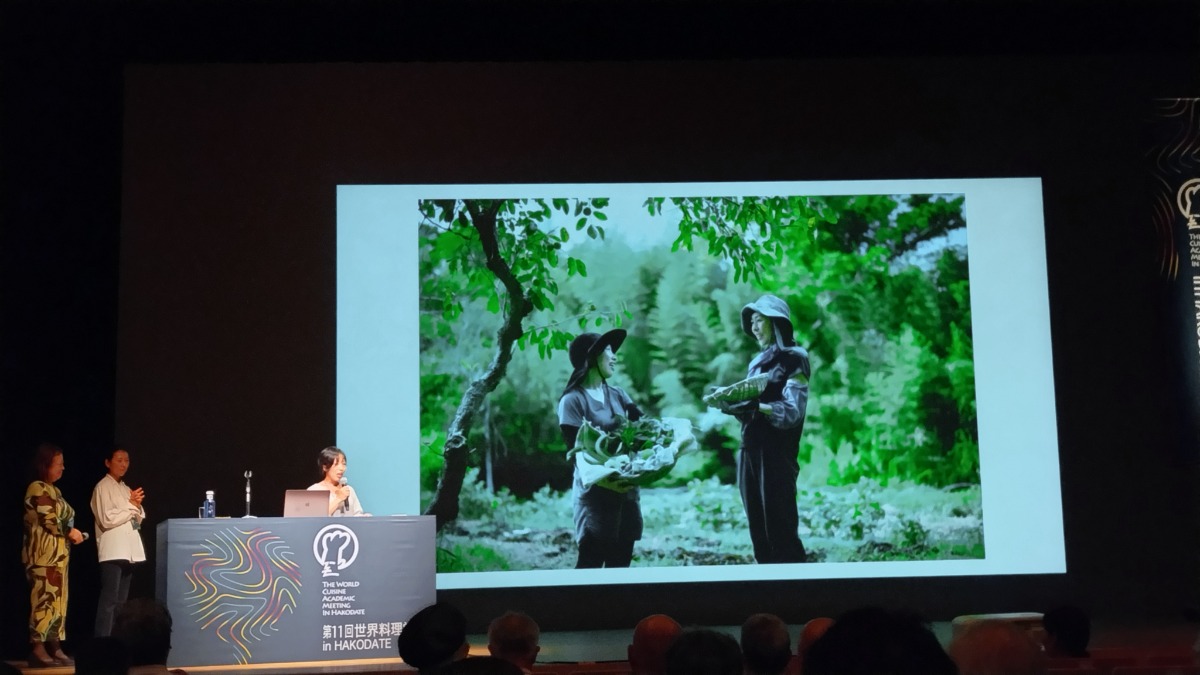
205, 490, 214, 498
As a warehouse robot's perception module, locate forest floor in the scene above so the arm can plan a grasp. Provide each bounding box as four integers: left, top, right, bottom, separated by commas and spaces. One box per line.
434, 477, 984, 572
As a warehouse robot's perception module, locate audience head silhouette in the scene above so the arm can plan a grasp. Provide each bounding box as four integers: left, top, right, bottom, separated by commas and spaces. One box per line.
74, 636, 130, 675
741, 613, 792, 675
398, 602, 470, 673
1041, 605, 1090, 658
949, 618, 1046, 675
430, 655, 524, 675
664, 628, 742, 675
628, 614, 683, 675
487, 611, 540, 672
112, 598, 173, 667
798, 617, 835, 658
803, 606, 957, 675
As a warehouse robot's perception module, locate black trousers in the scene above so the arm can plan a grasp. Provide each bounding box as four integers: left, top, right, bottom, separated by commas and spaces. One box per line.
738, 444, 807, 563
95, 560, 134, 637
575, 534, 635, 568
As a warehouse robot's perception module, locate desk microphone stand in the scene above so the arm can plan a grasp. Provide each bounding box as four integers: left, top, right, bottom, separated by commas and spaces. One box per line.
244, 470, 256, 518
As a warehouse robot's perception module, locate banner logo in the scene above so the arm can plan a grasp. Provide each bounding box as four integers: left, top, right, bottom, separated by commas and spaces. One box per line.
314, 524, 359, 577
1148, 98, 1200, 451
1179, 178, 1200, 230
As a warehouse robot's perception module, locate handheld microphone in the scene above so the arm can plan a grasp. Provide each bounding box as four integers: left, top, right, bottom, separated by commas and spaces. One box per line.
337, 477, 349, 512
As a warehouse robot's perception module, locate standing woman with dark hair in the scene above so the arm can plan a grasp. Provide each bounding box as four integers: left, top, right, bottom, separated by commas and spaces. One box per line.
308, 446, 365, 516
721, 294, 811, 564
557, 329, 645, 568
91, 446, 146, 637
23, 443, 85, 667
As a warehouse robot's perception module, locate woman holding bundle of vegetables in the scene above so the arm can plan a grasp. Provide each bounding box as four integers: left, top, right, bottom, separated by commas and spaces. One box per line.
715, 294, 811, 564
557, 328, 645, 568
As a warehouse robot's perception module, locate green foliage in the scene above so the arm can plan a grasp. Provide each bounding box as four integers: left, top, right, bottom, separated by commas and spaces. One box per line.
676, 477, 746, 532
457, 466, 507, 520
799, 479, 982, 558
419, 430, 447, 493
436, 544, 512, 573
420, 192, 979, 506
435, 477, 983, 570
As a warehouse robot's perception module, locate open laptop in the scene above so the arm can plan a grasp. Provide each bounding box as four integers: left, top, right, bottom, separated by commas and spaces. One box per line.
283, 489, 329, 517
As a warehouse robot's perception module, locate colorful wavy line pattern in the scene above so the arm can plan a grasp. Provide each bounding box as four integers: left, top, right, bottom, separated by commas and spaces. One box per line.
183, 527, 303, 664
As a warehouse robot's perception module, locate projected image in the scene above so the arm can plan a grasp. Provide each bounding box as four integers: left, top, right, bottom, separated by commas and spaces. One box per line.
416, 193, 982, 573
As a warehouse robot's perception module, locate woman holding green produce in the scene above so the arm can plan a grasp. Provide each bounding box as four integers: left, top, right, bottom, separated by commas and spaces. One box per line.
558, 328, 645, 568
718, 294, 811, 564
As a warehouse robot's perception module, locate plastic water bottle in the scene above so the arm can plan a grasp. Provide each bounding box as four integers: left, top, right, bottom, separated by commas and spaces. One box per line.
202, 490, 216, 519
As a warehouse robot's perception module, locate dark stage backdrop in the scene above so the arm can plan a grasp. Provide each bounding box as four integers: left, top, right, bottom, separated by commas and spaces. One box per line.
3, 0, 1200, 661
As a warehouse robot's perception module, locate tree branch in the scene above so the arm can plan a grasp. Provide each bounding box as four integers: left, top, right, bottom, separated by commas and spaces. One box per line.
423, 200, 536, 529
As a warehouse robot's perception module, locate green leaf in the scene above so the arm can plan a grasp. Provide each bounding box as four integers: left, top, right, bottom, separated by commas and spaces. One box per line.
587, 225, 597, 238
576, 259, 588, 277
594, 211, 607, 221
560, 228, 569, 242
487, 294, 500, 314
595, 317, 603, 327
576, 217, 587, 231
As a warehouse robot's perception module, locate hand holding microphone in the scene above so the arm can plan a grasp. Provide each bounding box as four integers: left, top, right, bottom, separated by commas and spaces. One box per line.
335, 477, 351, 510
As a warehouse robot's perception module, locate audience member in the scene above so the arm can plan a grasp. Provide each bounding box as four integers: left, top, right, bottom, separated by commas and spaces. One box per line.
797, 617, 835, 658
487, 611, 540, 674
949, 619, 1046, 675
112, 598, 184, 675
628, 613, 683, 675
741, 613, 792, 675
75, 636, 130, 675
1041, 605, 1090, 658
803, 606, 957, 675
432, 656, 524, 675
398, 602, 470, 674
665, 628, 742, 675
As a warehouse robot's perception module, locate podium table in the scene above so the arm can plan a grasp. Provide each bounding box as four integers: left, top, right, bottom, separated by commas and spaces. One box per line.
157, 516, 435, 668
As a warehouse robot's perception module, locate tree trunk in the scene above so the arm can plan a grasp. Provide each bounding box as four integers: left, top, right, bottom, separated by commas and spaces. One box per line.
484, 401, 495, 494
423, 201, 533, 529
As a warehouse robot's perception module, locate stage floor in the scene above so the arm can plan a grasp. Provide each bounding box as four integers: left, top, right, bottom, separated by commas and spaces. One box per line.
8, 621, 1200, 674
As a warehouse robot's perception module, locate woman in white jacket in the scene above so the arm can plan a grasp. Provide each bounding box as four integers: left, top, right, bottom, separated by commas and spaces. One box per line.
90, 447, 146, 637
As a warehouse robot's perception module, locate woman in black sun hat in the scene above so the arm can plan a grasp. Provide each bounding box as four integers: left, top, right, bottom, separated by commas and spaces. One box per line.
557, 328, 645, 568
723, 293, 811, 563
